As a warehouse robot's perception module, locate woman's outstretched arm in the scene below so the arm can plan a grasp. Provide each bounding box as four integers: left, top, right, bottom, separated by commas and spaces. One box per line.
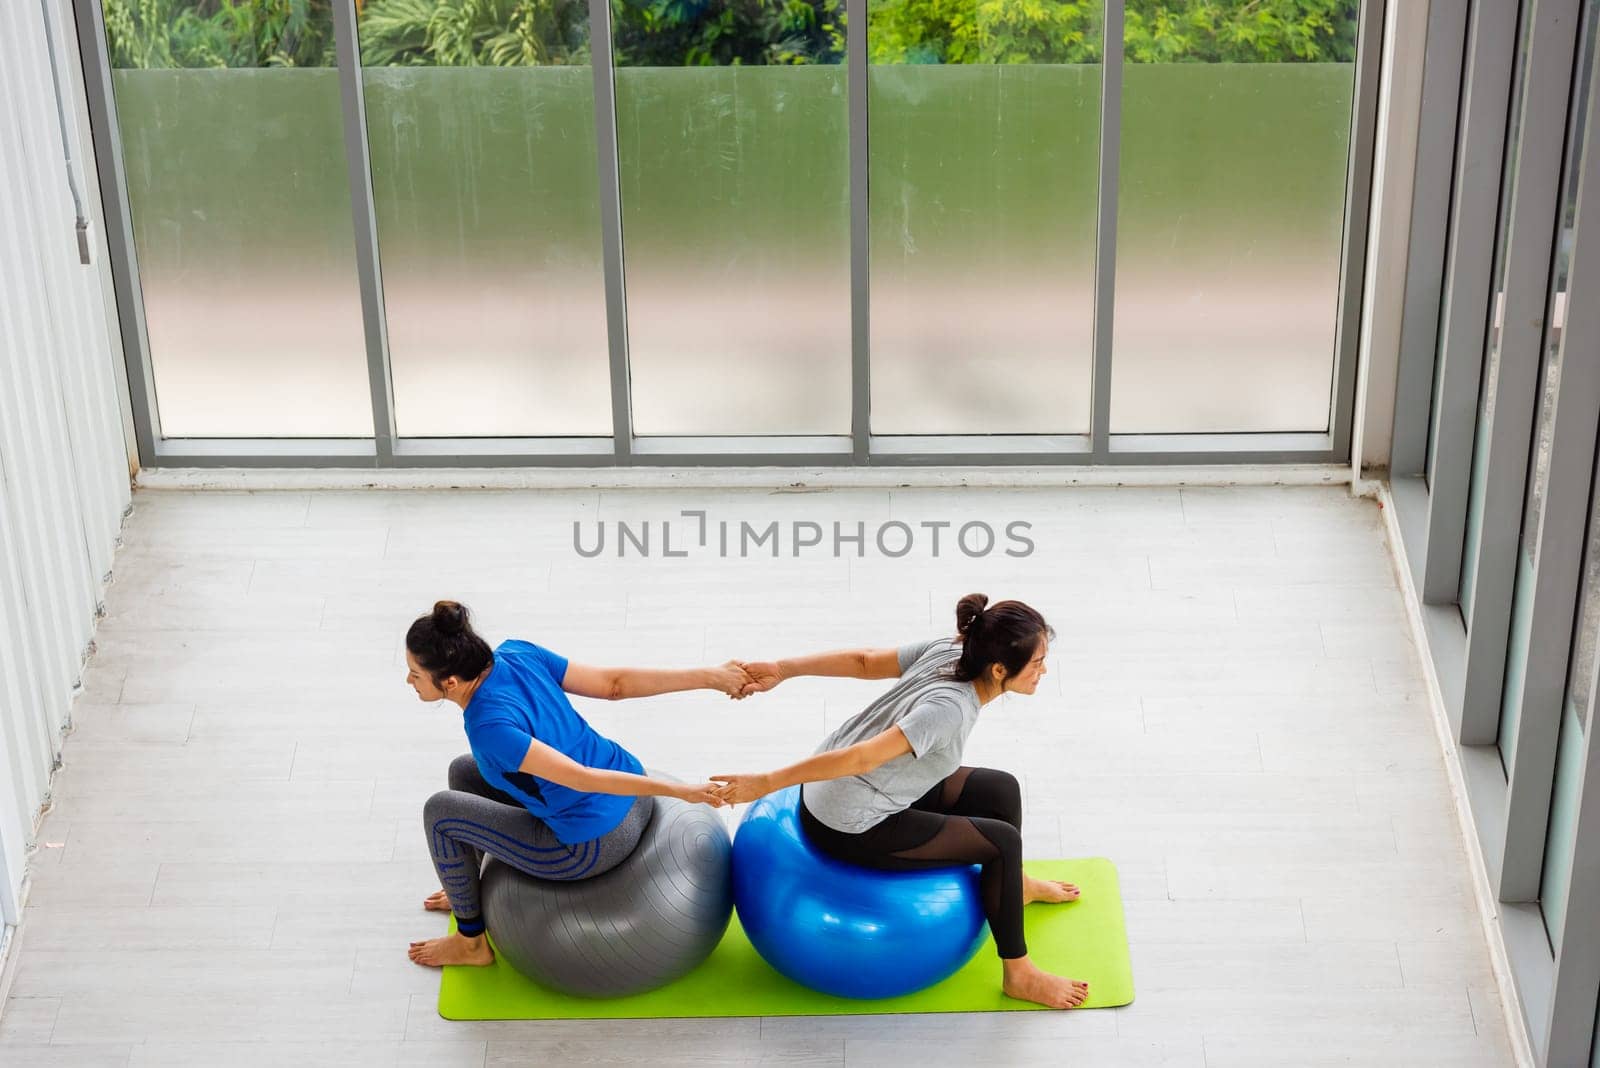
516, 737, 724, 806
561, 661, 751, 701
736, 648, 903, 696
711, 726, 912, 804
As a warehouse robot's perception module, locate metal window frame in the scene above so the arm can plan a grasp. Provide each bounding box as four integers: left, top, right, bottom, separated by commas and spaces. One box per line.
330, 1, 396, 461
1387, 0, 1479, 481
1547, 552, 1600, 1062
78, 0, 1380, 469
1328, 0, 1385, 460
1453, 0, 1583, 746
71, 0, 162, 461
1391, 478, 1567, 1061
1498, 19, 1600, 906
1417, 0, 1520, 610
848, 0, 870, 463
1542, 133, 1600, 1048
587, 0, 634, 462
1088, 0, 1124, 461
1387, 0, 1515, 720
1387, 0, 1475, 597
1389, 0, 1600, 1059
1529, 24, 1600, 1061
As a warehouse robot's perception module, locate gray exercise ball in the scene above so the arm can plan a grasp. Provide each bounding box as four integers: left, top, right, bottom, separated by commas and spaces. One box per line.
480, 794, 733, 998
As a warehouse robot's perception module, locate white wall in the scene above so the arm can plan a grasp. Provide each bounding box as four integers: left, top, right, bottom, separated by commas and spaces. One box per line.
0, 0, 132, 938
1355, 0, 1433, 474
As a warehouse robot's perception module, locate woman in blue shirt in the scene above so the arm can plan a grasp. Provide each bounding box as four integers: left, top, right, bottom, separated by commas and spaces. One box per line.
404, 600, 744, 969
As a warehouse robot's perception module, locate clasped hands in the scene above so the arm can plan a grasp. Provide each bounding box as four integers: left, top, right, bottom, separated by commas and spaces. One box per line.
678, 771, 768, 808
708, 659, 784, 701
689, 659, 786, 808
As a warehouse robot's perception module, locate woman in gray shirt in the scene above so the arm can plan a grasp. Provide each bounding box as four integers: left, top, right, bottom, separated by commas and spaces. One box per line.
713, 593, 1088, 1010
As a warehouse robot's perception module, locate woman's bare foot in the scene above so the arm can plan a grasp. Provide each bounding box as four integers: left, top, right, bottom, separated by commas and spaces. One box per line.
423, 889, 451, 912
1023, 875, 1081, 904
1002, 955, 1090, 1009
408, 931, 494, 968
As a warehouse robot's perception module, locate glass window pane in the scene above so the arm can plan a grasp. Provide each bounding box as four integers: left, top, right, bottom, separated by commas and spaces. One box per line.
357, 2, 613, 437
867, 5, 1100, 435
1424, 236, 1450, 489
1541, 698, 1585, 949
1573, 501, 1600, 737
613, 6, 850, 436
1539, 0, 1600, 952
1499, 549, 1537, 770
1426, 2, 1499, 488
103, 1, 371, 437
1425, 220, 1453, 488
1109, 2, 1360, 434
1543, 451, 1596, 948
1461, 0, 1537, 617
1498, 0, 1595, 761
1525, 0, 1599, 557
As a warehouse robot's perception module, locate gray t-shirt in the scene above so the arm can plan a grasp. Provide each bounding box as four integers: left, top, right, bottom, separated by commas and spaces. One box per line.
801, 636, 981, 834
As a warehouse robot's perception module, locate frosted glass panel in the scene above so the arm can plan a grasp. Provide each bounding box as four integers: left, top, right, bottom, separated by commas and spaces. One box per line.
616, 67, 851, 436
111, 67, 371, 437
1110, 63, 1355, 433
868, 65, 1099, 434
362, 68, 612, 437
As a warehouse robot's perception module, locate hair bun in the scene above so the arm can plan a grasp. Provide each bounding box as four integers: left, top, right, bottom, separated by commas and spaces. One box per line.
432, 599, 467, 636
955, 593, 990, 636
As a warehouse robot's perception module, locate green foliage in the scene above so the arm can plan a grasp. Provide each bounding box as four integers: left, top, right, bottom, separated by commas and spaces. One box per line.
102, 0, 1356, 69
1123, 0, 1356, 63
868, 0, 1097, 64
357, 0, 591, 65
869, 0, 1353, 65
354, 0, 847, 66
104, 0, 337, 67
609, 0, 844, 65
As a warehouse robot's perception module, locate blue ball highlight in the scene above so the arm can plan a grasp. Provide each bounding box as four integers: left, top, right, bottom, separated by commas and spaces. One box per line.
731, 785, 988, 999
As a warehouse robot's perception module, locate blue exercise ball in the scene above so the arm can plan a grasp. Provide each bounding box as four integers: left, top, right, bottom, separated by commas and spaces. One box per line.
732, 785, 988, 999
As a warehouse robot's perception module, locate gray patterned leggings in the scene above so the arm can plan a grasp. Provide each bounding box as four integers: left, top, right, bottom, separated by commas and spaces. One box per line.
424, 753, 652, 937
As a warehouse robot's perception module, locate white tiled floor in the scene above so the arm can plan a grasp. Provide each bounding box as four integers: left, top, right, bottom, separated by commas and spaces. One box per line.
0, 484, 1515, 1066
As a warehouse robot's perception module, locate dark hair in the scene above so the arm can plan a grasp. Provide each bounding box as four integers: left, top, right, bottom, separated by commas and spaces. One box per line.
406, 600, 492, 688
948, 593, 1054, 686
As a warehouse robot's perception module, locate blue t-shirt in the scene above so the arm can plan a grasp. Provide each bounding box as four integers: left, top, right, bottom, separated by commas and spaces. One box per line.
463, 639, 645, 844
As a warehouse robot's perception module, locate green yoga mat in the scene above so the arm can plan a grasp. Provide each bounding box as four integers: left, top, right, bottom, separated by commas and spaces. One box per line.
437, 858, 1133, 1019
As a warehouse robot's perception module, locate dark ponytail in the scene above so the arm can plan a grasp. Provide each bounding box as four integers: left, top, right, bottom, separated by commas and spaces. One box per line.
949, 592, 1053, 686
406, 599, 492, 688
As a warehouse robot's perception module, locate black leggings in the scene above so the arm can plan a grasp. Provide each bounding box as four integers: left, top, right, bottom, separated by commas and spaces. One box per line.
800, 766, 1027, 959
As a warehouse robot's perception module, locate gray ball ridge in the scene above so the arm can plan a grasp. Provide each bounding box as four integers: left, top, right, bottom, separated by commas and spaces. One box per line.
480, 792, 733, 997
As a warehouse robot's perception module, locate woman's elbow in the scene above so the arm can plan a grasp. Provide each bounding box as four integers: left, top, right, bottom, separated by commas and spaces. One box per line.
567, 770, 606, 794
848, 751, 881, 777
